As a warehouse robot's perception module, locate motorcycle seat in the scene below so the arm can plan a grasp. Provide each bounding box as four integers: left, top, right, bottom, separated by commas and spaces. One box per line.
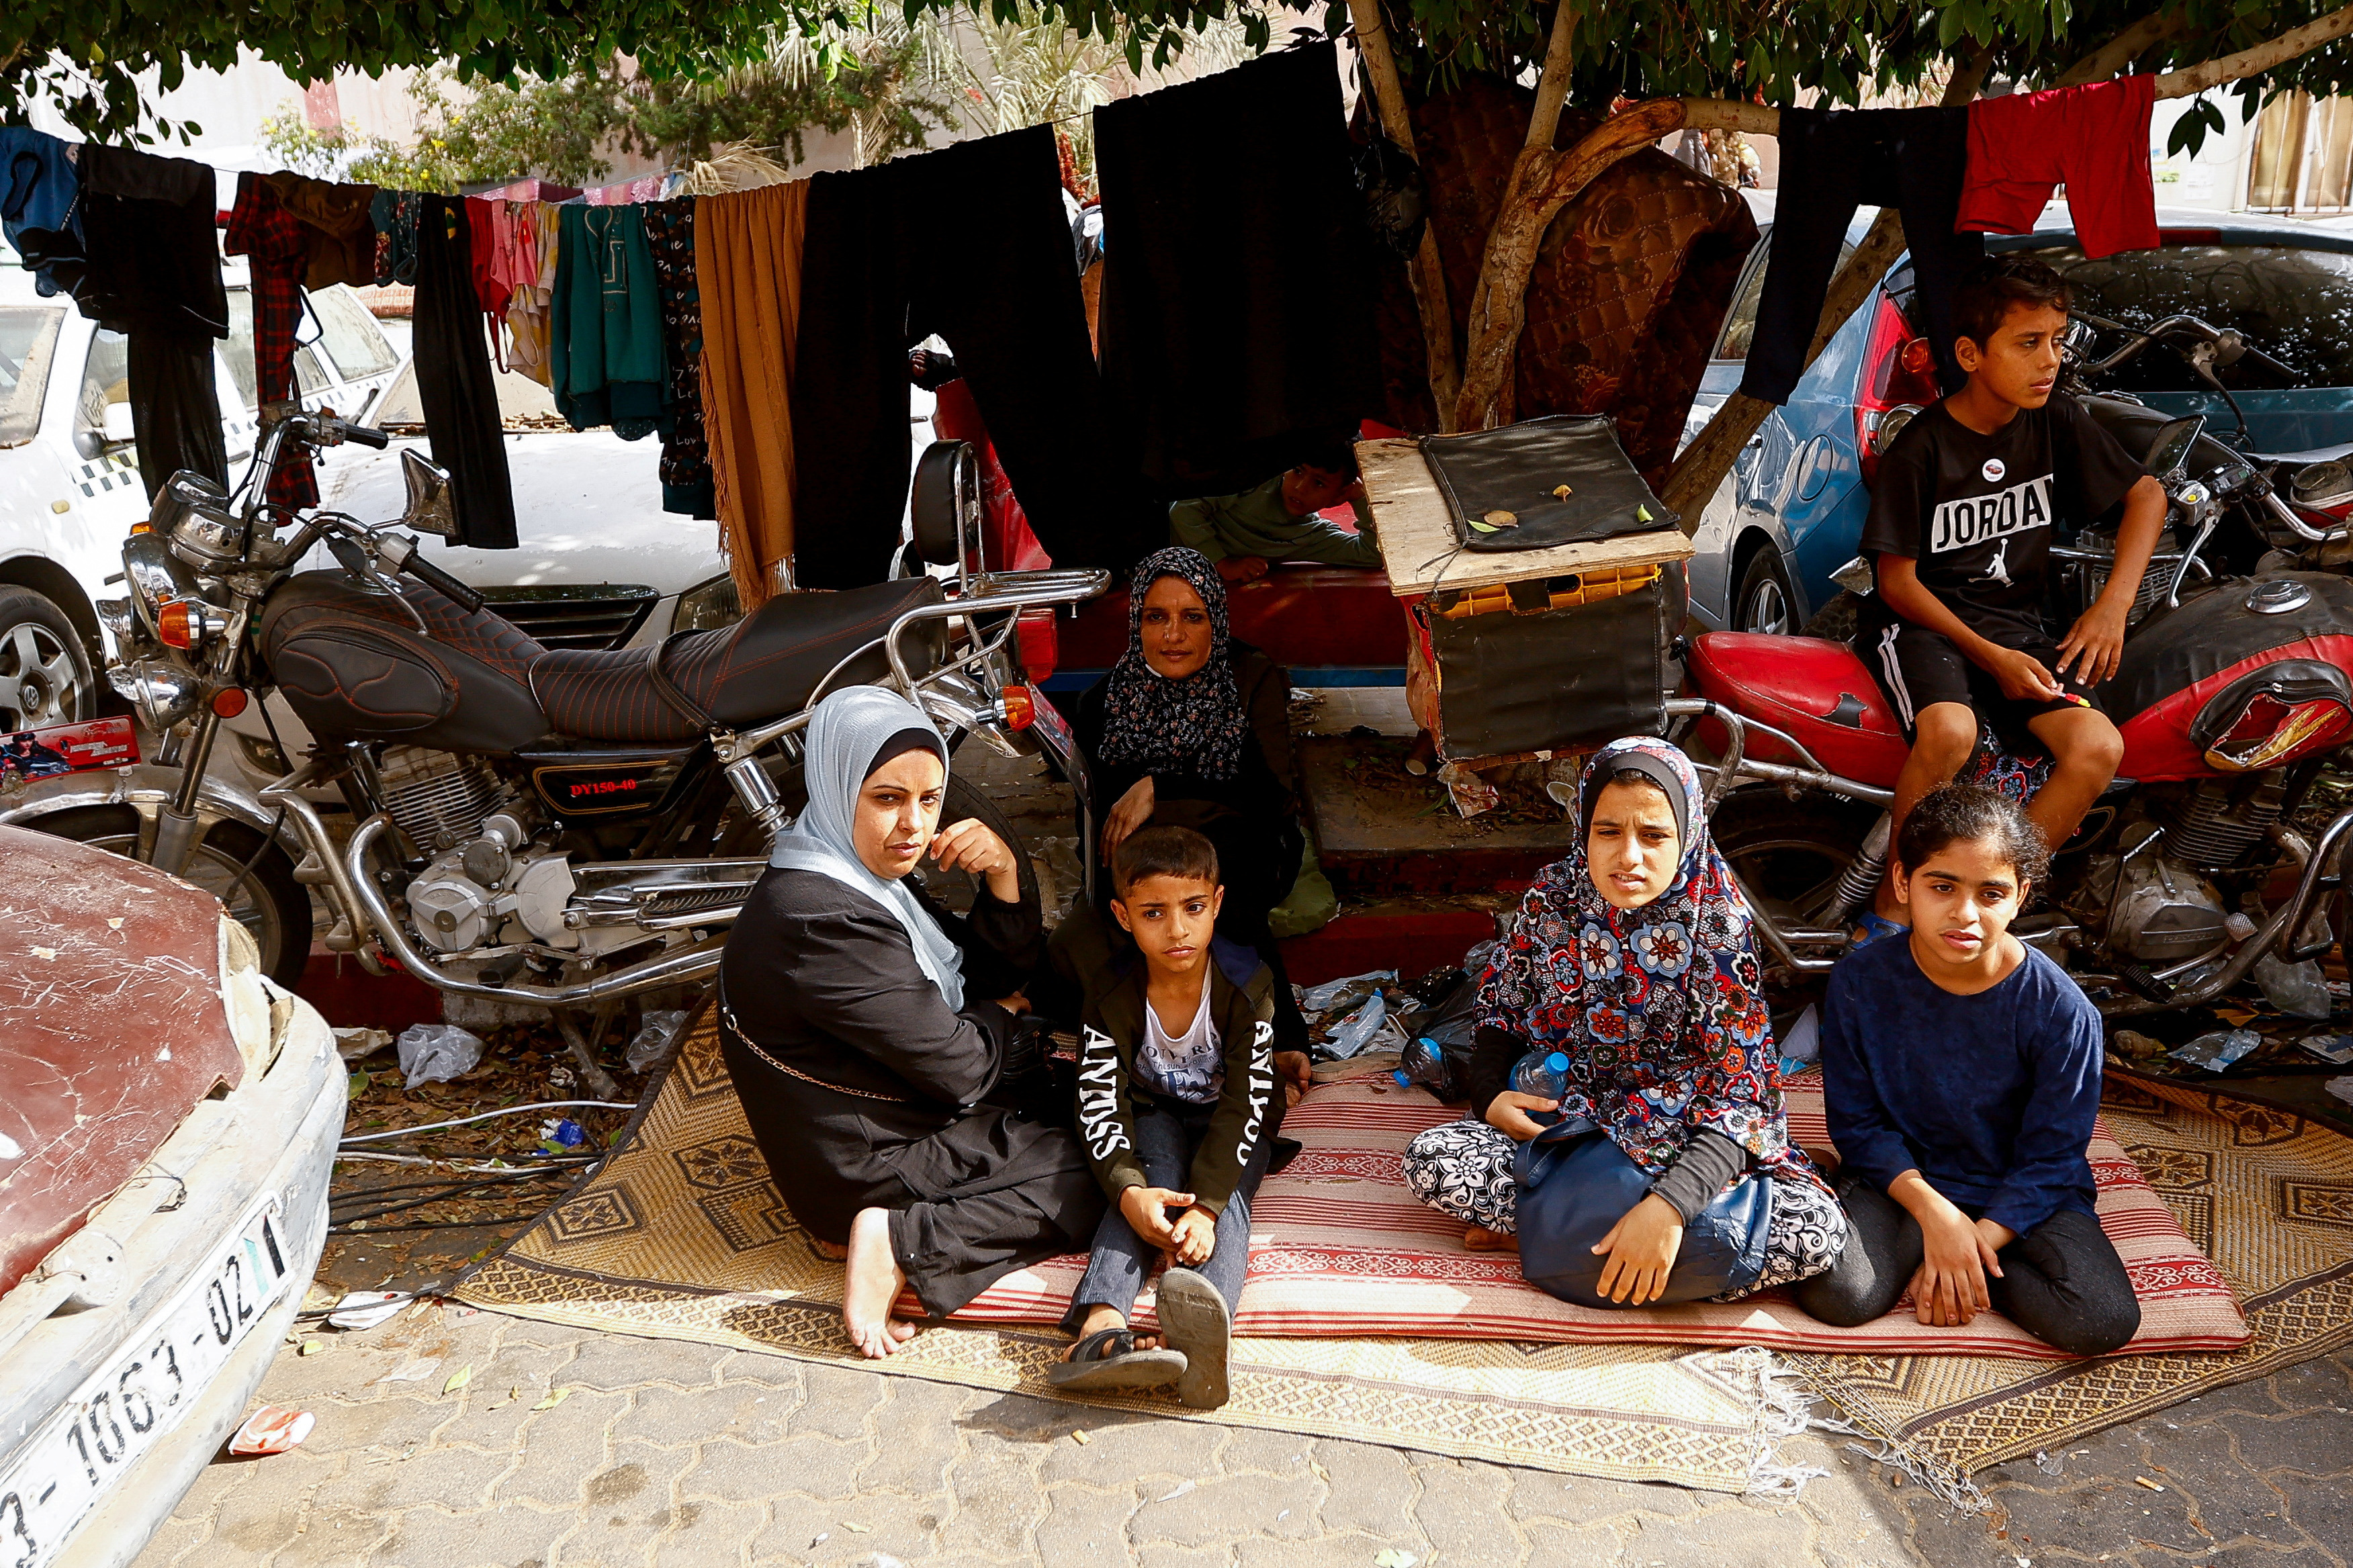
1686, 632, 1913, 789
529, 576, 947, 744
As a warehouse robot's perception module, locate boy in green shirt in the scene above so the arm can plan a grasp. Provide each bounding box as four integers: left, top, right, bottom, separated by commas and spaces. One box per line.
1169, 443, 1382, 583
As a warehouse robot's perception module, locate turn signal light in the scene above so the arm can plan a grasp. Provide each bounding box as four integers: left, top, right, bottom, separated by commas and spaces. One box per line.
157, 600, 195, 649
211, 687, 250, 718
1000, 685, 1037, 731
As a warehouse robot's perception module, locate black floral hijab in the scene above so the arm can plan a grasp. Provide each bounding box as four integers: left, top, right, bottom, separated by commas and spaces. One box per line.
1096, 547, 1248, 782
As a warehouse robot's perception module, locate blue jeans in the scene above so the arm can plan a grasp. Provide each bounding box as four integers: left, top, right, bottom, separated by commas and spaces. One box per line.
1064, 1097, 1273, 1330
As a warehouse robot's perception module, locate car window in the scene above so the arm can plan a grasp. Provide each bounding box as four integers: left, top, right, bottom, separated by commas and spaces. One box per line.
221, 288, 261, 410
75, 327, 130, 440
0, 306, 64, 446
1714, 233, 1857, 361
2029, 242, 2353, 390
308, 285, 399, 379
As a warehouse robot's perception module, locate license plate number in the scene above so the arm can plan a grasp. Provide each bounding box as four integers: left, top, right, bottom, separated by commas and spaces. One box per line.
0, 1197, 291, 1568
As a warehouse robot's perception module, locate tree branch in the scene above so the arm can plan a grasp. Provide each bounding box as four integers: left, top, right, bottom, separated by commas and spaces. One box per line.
1348, 0, 1462, 429
2156, 1, 2353, 98
2051, 7, 2185, 88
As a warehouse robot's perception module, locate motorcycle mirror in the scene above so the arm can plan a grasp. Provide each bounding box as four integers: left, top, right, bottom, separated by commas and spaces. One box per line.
2143, 414, 2207, 482
397, 449, 459, 539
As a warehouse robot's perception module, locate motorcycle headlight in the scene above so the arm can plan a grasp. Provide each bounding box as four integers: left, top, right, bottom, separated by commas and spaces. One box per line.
109, 656, 203, 731
674, 573, 744, 634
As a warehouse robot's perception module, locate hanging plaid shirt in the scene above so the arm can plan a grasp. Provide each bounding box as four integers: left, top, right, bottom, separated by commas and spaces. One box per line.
222, 172, 318, 509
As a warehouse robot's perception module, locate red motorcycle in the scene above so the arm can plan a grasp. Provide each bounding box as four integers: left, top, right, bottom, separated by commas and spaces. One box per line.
1678, 412, 2353, 1015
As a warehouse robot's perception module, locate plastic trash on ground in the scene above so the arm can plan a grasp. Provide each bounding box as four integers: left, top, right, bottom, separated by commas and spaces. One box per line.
228, 1405, 316, 1455
2327, 1075, 2353, 1107
396, 1023, 485, 1088
332, 1027, 393, 1064
623, 1009, 689, 1072
2253, 954, 2332, 1019
537, 1118, 587, 1155
1780, 1004, 1821, 1065
1325, 993, 1393, 1058
2170, 1029, 2260, 1073
1298, 970, 1396, 1018
327, 1290, 411, 1331
2299, 1033, 2353, 1066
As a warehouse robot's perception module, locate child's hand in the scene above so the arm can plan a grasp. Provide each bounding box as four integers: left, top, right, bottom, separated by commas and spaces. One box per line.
1168, 1204, 1216, 1266
1986, 645, 2063, 703
1275, 1050, 1312, 1109
1119, 1186, 1194, 1249
1483, 1090, 1561, 1142
1908, 1206, 2003, 1327
2055, 599, 2130, 685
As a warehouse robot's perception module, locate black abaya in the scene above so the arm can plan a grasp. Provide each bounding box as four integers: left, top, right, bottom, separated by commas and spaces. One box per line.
412, 195, 518, 549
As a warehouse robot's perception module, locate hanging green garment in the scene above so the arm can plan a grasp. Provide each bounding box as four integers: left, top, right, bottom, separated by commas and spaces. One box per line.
551, 203, 669, 440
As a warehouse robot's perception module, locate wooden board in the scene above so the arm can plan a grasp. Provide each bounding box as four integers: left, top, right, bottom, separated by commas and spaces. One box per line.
1360, 437, 1692, 598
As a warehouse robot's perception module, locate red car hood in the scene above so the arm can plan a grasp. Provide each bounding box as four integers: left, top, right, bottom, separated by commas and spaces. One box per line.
0, 827, 247, 1295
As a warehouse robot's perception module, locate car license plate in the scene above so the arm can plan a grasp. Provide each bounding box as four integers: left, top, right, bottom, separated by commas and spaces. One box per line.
0, 1197, 292, 1568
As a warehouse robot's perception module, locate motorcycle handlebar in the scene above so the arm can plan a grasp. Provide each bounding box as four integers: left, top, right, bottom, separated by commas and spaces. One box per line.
396, 547, 486, 614
334, 420, 391, 449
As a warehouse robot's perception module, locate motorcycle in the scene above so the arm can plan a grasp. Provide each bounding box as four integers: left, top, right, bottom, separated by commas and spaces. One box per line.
5, 406, 1105, 1091
1683, 384, 2353, 1015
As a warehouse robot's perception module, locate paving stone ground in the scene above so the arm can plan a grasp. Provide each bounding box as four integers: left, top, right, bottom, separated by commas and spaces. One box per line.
128, 1307, 2352, 1568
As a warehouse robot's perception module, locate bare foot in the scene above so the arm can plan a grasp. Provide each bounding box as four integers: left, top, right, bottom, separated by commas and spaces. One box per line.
1464, 1224, 1519, 1252
842, 1208, 912, 1358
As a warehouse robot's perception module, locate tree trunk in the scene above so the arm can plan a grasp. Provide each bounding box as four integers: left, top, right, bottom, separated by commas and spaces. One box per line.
1347, 0, 1461, 428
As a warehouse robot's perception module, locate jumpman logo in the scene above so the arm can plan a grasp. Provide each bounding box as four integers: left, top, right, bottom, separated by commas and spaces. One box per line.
1978, 541, 2012, 588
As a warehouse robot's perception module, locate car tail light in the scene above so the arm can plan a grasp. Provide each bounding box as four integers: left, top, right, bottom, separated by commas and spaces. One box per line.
1855, 293, 1941, 487
999, 684, 1037, 731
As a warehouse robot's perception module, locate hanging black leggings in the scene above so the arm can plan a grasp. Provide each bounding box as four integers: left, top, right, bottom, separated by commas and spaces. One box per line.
1793, 1174, 2140, 1357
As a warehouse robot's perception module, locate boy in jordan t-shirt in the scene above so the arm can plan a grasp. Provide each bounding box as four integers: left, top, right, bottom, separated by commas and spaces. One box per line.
1859, 256, 2167, 927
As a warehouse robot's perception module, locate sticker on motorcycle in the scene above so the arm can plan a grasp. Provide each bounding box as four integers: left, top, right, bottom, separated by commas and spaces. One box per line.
0, 717, 140, 794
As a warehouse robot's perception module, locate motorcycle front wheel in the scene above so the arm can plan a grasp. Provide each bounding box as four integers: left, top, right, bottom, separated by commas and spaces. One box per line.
1710, 790, 1882, 931
29, 804, 314, 989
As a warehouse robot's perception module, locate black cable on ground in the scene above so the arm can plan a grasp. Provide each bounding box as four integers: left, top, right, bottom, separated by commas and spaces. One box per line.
330, 1170, 582, 1229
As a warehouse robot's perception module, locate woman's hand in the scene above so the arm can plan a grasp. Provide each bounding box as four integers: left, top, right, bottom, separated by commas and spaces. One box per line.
1591, 1193, 1685, 1305
1102, 777, 1155, 860
931, 817, 1021, 905
1168, 1204, 1216, 1266
1483, 1090, 1561, 1142
1119, 1186, 1194, 1250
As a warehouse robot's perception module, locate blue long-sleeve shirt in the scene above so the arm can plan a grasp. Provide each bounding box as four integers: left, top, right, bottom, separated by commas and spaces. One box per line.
1820, 937, 2102, 1236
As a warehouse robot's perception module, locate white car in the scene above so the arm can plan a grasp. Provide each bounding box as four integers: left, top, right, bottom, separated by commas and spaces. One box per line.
0, 248, 404, 729
0, 824, 342, 1568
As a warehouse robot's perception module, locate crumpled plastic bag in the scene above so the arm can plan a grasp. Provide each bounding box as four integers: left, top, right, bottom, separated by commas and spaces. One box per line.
623, 1010, 689, 1072
2170, 1029, 2260, 1073
2253, 954, 2332, 1019
397, 1023, 485, 1088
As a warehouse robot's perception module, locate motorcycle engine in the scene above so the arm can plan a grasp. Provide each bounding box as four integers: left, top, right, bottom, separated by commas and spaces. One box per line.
378, 746, 580, 954
2085, 777, 2285, 962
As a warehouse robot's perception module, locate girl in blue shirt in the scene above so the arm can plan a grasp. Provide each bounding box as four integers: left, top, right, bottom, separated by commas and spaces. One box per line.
1797, 784, 2140, 1356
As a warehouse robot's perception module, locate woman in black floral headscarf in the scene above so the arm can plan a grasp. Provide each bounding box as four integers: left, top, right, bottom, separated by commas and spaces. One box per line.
1072, 547, 1311, 1047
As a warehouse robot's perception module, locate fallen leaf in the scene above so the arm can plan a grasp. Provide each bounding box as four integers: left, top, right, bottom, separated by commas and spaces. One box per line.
1482, 509, 1518, 528
1374, 1552, 1419, 1568
1636, 504, 1654, 522
298, 1339, 325, 1356
843, 1522, 871, 1533
443, 1365, 473, 1395
1551, 484, 1573, 499
531, 1387, 571, 1412
1467, 519, 1499, 533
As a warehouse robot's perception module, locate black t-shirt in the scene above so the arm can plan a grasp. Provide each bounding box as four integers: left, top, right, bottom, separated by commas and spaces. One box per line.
1860, 396, 2145, 639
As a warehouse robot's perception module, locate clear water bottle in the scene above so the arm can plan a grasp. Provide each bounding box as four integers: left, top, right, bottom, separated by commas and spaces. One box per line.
1511, 1050, 1571, 1099
1393, 1035, 1466, 1101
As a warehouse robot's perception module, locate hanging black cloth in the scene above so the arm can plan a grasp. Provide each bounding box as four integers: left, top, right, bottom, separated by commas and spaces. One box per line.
411, 194, 518, 550
73, 146, 230, 498
1093, 40, 1380, 496
1736, 107, 1984, 406
789, 126, 1157, 588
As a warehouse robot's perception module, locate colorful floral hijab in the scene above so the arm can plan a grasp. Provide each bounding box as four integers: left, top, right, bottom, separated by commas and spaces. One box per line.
1094, 546, 1247, 783
1476, 737, 1824, 1191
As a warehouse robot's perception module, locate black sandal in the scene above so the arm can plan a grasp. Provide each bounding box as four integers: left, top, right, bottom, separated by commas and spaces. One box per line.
1045, 1326, 1188, 1391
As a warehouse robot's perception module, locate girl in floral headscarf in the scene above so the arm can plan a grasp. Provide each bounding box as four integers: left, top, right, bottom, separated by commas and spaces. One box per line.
1072, 547, 1312, 1048
1401, 737, 1849, 1305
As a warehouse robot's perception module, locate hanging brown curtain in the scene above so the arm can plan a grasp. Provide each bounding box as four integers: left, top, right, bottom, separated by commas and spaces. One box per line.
696, 181, 810, 610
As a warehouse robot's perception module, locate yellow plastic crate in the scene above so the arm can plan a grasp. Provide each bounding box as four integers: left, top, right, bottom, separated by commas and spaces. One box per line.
1431, 563, 1661, 620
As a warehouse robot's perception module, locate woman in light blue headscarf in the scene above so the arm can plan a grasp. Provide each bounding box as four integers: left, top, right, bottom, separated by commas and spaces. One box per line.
717, 686, 1105, 1358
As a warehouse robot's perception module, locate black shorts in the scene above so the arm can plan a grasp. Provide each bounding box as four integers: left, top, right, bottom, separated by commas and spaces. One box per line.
1859, 618, 2103, 743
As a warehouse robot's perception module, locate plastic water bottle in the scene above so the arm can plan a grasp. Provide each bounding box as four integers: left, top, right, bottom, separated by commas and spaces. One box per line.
1511, 1051, 1571, 1099
1393, 1035, 1466, 1101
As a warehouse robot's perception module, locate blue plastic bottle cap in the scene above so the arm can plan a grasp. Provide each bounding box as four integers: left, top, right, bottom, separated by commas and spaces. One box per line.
1392, 1070, 1412, 1087
1545, 1052, 1570, 1072
1417, 1037, 1437, 1049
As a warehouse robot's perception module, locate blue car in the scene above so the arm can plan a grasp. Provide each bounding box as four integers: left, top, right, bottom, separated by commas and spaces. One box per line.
1683, 204, 2353, 633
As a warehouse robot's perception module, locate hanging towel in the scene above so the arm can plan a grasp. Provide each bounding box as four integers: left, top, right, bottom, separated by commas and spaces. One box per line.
412, 194, 517, 549
222, 173, 319, 508
791, 124, 1158, 588
643, 198, 715, 519
1093, 40, 1381, 496
551, 203, 668, 441
697, 181, 810, 608
1959, 75, 2159, 259
1736, 107, 1984, 406
0, 128, 86, 298
263, 173, 379, 289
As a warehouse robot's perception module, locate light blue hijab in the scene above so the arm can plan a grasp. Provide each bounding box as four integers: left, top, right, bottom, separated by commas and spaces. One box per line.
769, 686, 966, 1010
